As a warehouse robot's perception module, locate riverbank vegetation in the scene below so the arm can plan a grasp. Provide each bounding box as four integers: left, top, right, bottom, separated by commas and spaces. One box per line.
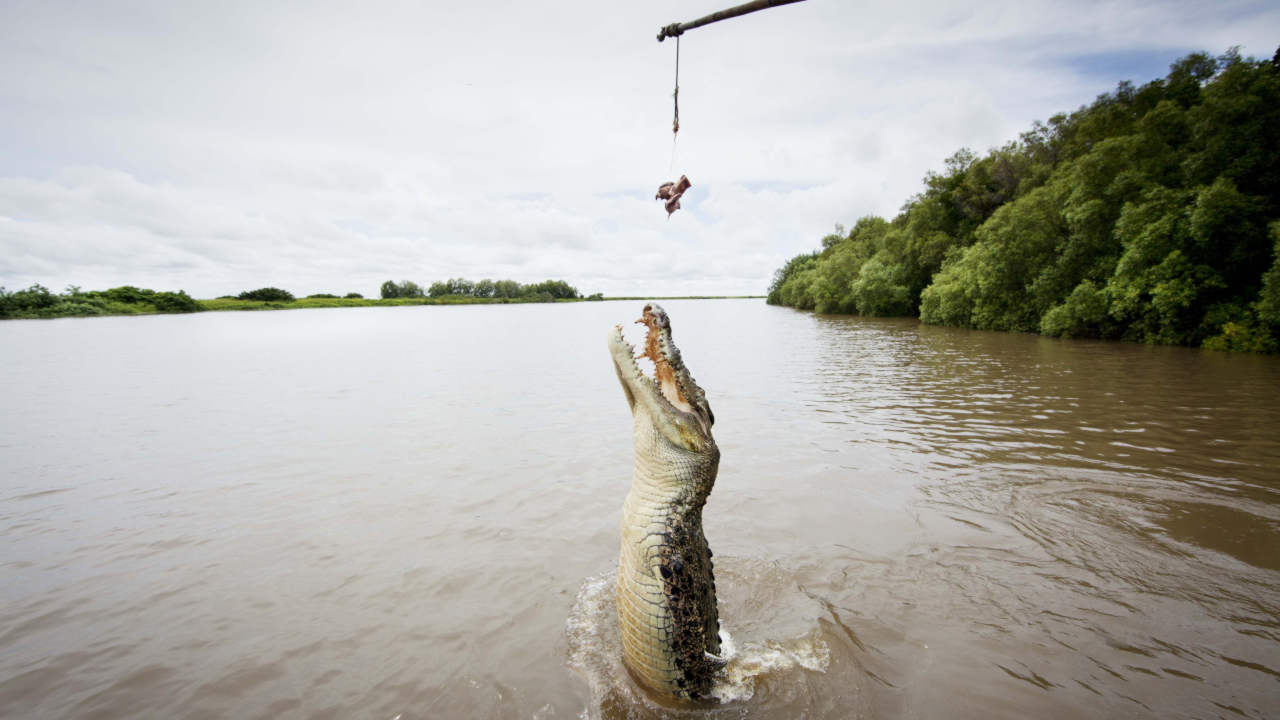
206, 277, 597, 310
768, 48, 1280, 353
380, 277, 584, 301
0, 284, 202, 319
236, 287, 296, 301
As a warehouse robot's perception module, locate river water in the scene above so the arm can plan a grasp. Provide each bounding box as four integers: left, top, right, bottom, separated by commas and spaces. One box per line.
1, 299, 1277, 719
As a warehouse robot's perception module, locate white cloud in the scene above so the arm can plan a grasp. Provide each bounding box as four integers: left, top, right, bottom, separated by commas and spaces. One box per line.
1, 0, 1277, 297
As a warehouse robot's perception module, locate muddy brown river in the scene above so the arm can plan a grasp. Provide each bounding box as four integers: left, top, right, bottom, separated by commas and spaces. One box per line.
2, 300, 1277, 719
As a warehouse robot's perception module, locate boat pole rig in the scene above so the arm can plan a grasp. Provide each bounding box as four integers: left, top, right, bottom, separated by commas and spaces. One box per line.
656, 0, 808, 42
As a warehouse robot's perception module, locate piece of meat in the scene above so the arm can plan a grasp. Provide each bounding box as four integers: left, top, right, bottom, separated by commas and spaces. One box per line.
655, 175, 692, 216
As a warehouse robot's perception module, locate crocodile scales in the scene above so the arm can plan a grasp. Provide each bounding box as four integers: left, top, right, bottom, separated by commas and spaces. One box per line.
607, 304, 723, 700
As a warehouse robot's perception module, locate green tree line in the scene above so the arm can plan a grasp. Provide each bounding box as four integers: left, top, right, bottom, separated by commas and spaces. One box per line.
381, 278, 582, 301
0, 284, 203, 318
768, 48, 1280, 353
216, 288, 364, 301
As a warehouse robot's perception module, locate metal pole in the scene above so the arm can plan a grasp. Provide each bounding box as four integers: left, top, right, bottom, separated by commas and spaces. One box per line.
657, 0, 808, 42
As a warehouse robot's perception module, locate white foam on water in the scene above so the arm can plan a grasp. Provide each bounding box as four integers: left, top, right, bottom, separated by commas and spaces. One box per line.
565, 574, 617, 668
709, 628, 830, 703
566, 569, 831, 715
565, 572, 623, 718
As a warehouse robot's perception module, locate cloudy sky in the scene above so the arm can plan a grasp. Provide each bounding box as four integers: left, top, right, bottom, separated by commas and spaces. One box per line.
1, 1, 1277, 298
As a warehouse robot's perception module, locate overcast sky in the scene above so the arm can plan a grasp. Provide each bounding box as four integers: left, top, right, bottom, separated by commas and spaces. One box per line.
1, 1, 1277, 298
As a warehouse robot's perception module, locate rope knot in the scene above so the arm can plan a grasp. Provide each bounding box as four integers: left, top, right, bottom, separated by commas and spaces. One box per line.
657, 23, 684, 42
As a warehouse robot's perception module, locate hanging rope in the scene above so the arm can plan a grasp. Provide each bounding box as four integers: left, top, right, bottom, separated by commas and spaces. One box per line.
672, 36, 680, 136
669, 36, 680, 173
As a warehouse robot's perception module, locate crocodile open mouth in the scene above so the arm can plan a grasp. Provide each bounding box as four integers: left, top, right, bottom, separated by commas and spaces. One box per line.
636, 304, 694, 413
609, 303, 713, 434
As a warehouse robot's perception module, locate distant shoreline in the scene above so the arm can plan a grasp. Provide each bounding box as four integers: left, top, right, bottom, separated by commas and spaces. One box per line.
0, 295, 765, 320
199, 296, 764, 312
599, 296, 764, 301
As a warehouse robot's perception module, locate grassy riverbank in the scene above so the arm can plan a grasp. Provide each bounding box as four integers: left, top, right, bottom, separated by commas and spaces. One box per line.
0, 285, 203, 319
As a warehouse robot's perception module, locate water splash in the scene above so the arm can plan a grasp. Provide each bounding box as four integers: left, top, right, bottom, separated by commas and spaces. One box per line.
567, 568, 830, 717
710, 631, 830, 703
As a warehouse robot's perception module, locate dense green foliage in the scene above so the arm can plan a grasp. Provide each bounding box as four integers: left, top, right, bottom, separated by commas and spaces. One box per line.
769, 49, 1280, 352
0, 284, 202, 318
385, 277, 581, 301
238, 287, 295, 302
381, 280, 424, 298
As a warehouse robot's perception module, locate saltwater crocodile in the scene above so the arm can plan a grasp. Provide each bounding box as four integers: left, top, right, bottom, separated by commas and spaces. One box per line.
608, 304, 723, 700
